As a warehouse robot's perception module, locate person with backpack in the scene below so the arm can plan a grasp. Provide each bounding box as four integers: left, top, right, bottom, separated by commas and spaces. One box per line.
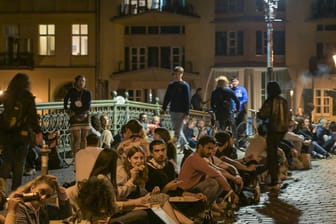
0, 73, 43, 191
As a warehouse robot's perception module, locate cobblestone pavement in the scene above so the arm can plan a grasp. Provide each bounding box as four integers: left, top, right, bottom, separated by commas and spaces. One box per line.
17, 157, 336, 224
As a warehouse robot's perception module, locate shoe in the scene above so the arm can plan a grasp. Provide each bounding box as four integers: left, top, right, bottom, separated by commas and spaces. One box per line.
24, 169, 36, 176
266, 183, 280, 191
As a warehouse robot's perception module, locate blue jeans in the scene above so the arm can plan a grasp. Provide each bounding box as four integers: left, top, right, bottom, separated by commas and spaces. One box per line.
312, 141, 328, 156
170, 112, 186, 143
0, 143, 29, 190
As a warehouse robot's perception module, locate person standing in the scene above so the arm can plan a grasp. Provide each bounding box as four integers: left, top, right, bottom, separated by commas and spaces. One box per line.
211, 76, 240, 131
231, 77, 248, 126
64, 75, 92, 158
161, 66, 191, 145
257, 81, 289, 189
0, 73, 43, 190
191, 88, 206, 111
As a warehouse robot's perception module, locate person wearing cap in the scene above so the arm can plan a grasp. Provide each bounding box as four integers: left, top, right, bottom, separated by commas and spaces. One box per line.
161, 66, 191, 146
231, 77, 248, 126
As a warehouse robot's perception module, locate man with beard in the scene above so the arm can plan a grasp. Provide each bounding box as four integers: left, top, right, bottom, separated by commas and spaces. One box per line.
178, 136, 232, 204
146, 139, 180, 195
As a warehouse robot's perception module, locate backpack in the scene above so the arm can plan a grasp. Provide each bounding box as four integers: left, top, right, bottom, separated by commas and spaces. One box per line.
1, 99, 25, 131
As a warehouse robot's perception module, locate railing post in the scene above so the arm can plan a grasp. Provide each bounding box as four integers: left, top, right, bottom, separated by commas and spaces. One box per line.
40, 144, 50, 175
125, 91, 130, 121
111, 91, 118, 135
155, 97, 160, 115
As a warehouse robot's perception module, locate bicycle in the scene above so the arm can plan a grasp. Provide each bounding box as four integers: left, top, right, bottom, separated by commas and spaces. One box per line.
236, 109, 258, 151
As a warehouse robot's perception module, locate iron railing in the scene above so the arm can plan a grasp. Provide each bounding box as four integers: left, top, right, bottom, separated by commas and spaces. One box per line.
1, 91, 211, 161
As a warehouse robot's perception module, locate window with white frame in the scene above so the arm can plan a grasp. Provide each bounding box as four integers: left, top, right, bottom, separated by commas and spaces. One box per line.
126, 46, 184, 71
72, 24, 88, 56
256, 30, 285, 55
315, 89, 332, 116
39, 24, 55, 55
131, 47, 146, 70
128, 89, 144, 101
215, 31, 243, 56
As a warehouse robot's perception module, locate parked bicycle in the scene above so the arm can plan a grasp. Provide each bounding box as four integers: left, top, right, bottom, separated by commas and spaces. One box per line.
236, 109, 259, 151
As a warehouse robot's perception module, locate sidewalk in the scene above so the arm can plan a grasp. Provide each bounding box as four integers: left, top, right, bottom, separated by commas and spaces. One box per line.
19, 156, 336, 224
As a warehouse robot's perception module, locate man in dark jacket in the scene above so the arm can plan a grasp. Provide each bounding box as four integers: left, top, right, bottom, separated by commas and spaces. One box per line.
257, 81, 289, 190
211, 76, 240, 131
161, 66, 191, 145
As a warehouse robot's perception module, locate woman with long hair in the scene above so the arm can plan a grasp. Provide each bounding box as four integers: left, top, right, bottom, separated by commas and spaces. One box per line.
0, 73, 43, 190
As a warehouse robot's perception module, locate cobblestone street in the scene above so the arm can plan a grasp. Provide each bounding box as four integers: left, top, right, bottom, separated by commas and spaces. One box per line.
17, 157, 336, 224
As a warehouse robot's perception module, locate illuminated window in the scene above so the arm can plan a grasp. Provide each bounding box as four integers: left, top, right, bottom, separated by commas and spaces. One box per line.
39, 24, 55, 55
315, 89, 332, 116
72, 24, 88, 56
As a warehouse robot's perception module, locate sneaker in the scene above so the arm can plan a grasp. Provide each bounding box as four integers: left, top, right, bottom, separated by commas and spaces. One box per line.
24, 169, 36, 176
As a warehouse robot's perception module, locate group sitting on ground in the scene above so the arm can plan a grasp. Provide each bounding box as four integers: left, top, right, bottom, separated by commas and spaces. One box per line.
0, 113, 334, 224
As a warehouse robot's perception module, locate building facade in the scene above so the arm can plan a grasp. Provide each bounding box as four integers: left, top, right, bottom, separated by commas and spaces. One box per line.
0, 0, 336, 121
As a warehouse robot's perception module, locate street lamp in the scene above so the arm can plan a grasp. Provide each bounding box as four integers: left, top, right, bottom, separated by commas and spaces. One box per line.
290, 89, 294, 118
264, 0, 280, 81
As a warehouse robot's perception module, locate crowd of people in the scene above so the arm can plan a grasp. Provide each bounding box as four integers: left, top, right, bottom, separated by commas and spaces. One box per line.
0, 69, 334, 224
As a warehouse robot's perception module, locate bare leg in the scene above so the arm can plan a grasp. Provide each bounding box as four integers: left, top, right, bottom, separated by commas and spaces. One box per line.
71, 129, 81, 155
80, 128, 89, 150
162, 201, 193, 224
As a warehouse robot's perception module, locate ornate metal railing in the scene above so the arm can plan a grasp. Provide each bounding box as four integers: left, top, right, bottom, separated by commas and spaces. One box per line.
13, 91, 211, 161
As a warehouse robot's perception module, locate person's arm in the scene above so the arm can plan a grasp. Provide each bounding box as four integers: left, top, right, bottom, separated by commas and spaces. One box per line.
257, 99, 271, 120
47, 186, 72, 220
63, 89, 71, 110
4, 197, 21, 224
241, 87, 248, 106
116, 165, 137, 200
82, 90, 91, 112
162, 83, 173, 112
193, 155, 231, 191
221, 156, 256, 172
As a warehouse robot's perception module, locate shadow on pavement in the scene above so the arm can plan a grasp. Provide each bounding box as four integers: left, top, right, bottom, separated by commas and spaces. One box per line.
256, 192, 302, 224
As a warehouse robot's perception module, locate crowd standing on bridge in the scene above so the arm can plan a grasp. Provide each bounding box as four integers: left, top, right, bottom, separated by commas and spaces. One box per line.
0, 70, 335, 223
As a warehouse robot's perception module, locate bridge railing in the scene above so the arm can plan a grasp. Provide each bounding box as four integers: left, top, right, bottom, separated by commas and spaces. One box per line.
22, 91, 211, 161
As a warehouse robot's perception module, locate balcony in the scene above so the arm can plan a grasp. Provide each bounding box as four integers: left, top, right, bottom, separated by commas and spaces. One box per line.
114, 60, 196, 74
311, 1, 336, 20
0, 52, 34, 69
112, 2, 199, 25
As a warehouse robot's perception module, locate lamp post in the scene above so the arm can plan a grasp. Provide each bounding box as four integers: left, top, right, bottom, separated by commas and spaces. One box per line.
264, 0, 280, 81
290, 89, 294, 118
